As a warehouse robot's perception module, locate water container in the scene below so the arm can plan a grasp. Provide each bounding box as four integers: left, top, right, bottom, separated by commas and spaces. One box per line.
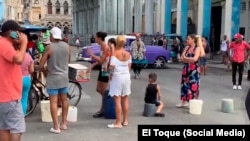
67, 106, 78, 122
103, 90, 116, 119
221, 99, 234, 113
41, 100, 52, 122
143, 103, 156, 117
189, 99, 203, 115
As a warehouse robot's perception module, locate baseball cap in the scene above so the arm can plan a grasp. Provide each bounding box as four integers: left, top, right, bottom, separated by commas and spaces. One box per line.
50, 27, 62, 40
234, 33, 243, 39
1, 20, 21, 33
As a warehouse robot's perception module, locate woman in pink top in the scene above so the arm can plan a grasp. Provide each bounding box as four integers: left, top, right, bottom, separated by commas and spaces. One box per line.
21, 51, 34, 115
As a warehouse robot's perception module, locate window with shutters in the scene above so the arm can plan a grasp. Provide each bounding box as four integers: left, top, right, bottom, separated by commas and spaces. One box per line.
241, 2, 246, 12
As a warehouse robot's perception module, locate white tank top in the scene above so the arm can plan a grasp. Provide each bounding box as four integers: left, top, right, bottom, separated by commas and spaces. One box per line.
221, 40, 228, 51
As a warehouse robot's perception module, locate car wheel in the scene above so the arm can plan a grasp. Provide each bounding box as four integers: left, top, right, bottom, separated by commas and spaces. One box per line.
153, 57, 166, 69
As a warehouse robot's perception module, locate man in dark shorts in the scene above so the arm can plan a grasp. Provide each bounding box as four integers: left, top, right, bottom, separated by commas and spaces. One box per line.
0, 20, 28, 141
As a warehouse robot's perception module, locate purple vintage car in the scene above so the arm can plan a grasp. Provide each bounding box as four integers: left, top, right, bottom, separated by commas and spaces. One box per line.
75, 35, 171, 69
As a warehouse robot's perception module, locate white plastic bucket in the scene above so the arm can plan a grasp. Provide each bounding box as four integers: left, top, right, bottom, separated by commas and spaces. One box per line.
67, 106, 78, 122
41, 100, 52, 122
40, 100, 61, 122
189, 99, 203, 115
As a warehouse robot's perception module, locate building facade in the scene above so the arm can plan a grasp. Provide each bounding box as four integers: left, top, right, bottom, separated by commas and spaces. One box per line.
72, 0, 166, 35
23, 0, 43, 25
4, 0, 24, 23
40, 0, 72, 34
0, 0, 4, 21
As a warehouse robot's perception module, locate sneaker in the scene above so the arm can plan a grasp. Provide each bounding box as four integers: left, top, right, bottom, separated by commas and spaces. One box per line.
176, 102, 188, 108
237, 85, 242, 90
233, 85, 237, 90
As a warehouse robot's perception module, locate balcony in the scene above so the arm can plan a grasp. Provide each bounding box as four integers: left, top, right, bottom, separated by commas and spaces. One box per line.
43, 14, 72, 20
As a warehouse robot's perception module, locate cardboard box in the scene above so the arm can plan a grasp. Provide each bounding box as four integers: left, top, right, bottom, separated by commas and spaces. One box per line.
69, 64, 90, 82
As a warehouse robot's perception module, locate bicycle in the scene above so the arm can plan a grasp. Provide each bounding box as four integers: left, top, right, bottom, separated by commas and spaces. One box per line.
25, 72, 83, 117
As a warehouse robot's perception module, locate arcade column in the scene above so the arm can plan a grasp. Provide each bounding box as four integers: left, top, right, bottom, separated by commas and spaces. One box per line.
197, 0, 211, 40
176, 0, 188, 38
164, 0, 171, 34
145, 0, 154, 34
125, 0, 133, 33
117, 0, 125, 34
224, 0, 241, 39
134, 0, 143, 32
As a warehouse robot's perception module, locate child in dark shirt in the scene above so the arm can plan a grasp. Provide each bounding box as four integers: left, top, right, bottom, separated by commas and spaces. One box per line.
144, 73, 165, 117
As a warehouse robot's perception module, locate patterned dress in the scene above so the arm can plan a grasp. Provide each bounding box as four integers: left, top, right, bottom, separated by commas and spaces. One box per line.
180, 46, 200, 102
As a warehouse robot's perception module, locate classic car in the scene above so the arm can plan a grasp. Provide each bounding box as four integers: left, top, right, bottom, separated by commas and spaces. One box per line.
75, 35, 171, 69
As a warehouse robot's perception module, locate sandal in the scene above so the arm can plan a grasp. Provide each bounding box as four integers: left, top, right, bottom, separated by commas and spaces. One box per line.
122, 122, 128, 126
93, 112, 104, 118
50, 128, 61, 134
60, 125, 68, 130
107, 124, 122, 128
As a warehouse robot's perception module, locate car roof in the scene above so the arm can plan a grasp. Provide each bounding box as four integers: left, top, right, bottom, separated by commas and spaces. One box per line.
105, 35, 136, 43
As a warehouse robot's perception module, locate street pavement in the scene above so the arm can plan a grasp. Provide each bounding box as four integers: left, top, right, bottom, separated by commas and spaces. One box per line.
23, 47, 249, 141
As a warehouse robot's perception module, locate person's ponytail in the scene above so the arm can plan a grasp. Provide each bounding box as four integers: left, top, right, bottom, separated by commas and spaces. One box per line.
195, 35, 205, 57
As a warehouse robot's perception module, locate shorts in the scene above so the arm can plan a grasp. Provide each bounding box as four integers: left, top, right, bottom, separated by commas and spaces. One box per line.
47, 87, 68, 95
199, 57, 207, 66
145, 99, 161, 106
0, 100, 26, 133
97, 70, 109, 83
109, 76, 131, 97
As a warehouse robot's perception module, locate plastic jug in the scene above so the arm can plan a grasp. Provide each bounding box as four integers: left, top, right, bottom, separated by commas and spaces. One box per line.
189, 99, 203, 115
67, 106, 78, 122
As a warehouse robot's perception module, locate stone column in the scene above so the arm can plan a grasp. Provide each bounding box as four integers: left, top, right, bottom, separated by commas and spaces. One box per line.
93, 0, 99, 34
106, 0, 117, 34
52, 5, 56, 15
98, 0, 106, 31
246, 0, 249, 40
83, 0, 88, 34
155, 0, 161, 33
69, 5, 72, 16
160, 0, 165, 33
61, 4, 64, 15
125, 0, 133, 34
223, 0, 241, 39
117, 0, 125, 34
134, 0, 143, 32
197, 0, 211, 40
176, 0, 188, 38
72, 0, 77, 34
145, 0, 154, 34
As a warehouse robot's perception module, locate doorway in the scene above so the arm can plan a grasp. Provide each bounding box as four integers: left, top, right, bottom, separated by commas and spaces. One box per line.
210, 6, 222, 53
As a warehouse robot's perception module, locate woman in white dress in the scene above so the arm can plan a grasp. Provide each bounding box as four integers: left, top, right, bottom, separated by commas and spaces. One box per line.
108, 35, 132, 128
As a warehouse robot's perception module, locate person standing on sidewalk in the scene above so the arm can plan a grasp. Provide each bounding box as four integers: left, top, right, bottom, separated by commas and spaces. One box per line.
229, 33, 250, 90
220, 35, 229, 64
0, 20, 28, 141
40, 27, 71, 133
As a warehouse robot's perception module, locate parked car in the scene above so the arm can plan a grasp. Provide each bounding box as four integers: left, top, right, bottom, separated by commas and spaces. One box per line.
75, 35, 171, 69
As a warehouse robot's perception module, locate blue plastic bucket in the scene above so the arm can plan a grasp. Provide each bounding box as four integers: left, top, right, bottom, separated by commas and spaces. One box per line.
103, 90, 116, 119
